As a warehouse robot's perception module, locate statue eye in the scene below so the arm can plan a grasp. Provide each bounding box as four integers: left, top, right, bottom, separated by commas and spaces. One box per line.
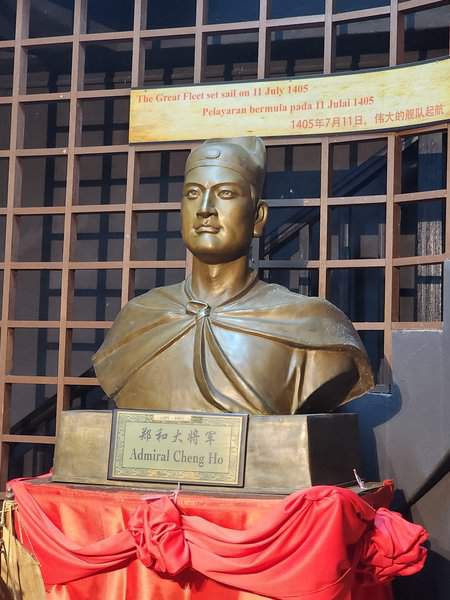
185, 188, 200, 200
218, 189, 235, 199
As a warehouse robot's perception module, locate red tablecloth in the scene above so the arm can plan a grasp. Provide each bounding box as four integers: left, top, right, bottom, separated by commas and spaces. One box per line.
8, 479, 426, 600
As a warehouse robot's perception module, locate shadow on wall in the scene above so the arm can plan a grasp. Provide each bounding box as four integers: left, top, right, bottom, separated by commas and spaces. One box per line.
338, 386, 402, 482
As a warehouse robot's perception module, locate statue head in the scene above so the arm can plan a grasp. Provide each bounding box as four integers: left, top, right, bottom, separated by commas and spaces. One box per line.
181, 137, 268, 264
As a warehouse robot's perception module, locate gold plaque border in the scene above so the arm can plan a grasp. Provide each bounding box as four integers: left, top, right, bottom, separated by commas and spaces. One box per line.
108, 409, 248, 487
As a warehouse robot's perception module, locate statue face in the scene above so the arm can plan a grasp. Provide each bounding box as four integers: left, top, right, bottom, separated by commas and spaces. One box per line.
181, 166, 267, 264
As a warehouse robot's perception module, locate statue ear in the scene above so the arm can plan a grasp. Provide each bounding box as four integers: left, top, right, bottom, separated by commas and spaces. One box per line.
253, 201, 268, 238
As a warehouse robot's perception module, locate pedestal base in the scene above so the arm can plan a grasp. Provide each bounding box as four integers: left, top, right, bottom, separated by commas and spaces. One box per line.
53, 410, 361, 494
4, 479, 395, 600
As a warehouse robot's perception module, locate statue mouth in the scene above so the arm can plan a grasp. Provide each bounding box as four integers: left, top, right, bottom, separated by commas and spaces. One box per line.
194, 224, 220, 233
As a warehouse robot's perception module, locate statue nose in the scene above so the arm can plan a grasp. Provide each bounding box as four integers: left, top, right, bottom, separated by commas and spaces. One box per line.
197, 189, 217, 218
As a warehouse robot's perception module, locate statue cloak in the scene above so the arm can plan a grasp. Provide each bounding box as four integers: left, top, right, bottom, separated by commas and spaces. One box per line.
93, 274, 374, 414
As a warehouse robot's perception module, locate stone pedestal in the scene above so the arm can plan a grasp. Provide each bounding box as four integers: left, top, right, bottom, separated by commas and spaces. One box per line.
53, 410, 361, 495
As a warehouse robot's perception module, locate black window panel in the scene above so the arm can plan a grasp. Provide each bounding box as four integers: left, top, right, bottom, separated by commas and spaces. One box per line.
334, 17, 390, 71
262, 207, 320, 261
264, 145, 321, 199
87, 0, 134, 33
268, 26, 324, 78
78, 153, 127, 205
207, 0, 259, 24
68, 385, 113, 411
328, 268, 385, 321
330, 139, 387, 197
84, 42, 132, 90
0, 272, 3, 314
398, 199, 445, 258
270, 1, 324, 19
261, 268, 319, 296
14, 215, 64, 262
0, 158, 9, 206
358, 331, 385, 384
0, 105, 11, 150
205, 31, 258, 82
8, 444, 54, 480
0, 0, 16, 41
133, 212, 185, 261
12, 328, 59, 376
29, 0, 74, 38
9, 384, 57, 437
72, 269, 122, 321
0, 49, 14, 96
334, 0, 388, 12
401, 131, 447, 193
144, 37, 195, 86
72, 213, 124, 261
137, 150, 188, 203
13, 270, 61, 320
20, 156, 67, 207
329, 205, 386, 259
26, 44, 72, 94
404, 4, 450, 63
81, 97, 129, 146
134, 268, 186, 296
398, 264, 443, 322
69, 329, 106, 376
23, 101, 69, 149
0, 216, 5, 261
147, 0, 196, 29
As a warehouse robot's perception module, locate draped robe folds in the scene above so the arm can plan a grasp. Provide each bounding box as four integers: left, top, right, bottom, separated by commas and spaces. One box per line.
93, 274, 374, 414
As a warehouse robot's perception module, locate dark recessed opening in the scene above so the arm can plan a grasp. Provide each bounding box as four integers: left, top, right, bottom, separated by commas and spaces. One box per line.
205, 31, 258, 82
144, 37, 195, 86
147, 0, 196, 29
268, 26, 324, 78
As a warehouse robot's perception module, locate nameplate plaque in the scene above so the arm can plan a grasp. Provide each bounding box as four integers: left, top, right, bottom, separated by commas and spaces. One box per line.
108, 409, 248, 486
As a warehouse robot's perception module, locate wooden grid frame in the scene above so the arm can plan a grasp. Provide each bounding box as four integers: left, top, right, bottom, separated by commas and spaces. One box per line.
0, 0, 449, 486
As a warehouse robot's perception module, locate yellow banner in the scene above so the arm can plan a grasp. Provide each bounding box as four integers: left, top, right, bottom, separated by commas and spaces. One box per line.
130, 59, 450, 143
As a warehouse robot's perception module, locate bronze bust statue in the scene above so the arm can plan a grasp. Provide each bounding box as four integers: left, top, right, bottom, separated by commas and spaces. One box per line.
93, 137, 373, 415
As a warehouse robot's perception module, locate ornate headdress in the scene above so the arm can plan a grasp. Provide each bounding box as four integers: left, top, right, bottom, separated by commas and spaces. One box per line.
185, 137, 266, 198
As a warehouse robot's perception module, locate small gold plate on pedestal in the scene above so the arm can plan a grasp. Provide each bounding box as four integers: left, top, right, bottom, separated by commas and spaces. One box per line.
109, 409, 248, 487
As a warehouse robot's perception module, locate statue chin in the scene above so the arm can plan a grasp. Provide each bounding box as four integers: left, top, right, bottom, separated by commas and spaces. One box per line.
184, 240, 251, 266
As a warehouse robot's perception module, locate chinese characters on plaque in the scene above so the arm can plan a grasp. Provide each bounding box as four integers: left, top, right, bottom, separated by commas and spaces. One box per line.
108, 410, 248, 486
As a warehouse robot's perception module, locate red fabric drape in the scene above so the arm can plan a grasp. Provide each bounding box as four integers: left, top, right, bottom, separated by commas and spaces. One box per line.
9, 479, 427, 600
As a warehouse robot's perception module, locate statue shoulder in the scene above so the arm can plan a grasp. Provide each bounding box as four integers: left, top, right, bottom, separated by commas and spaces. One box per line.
250, 281, 374, 404
126, 280, 186, 310
96, 281, 187, 350
112, 280, 186, 320
93, 280, 189, 396
253, 280, 350, 321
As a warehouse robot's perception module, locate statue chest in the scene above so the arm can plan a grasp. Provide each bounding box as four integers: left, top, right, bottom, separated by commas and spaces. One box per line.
116, 323, 302, 414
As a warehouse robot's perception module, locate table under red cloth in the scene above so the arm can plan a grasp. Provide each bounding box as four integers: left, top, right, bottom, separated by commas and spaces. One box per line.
8, 479, 423, 600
